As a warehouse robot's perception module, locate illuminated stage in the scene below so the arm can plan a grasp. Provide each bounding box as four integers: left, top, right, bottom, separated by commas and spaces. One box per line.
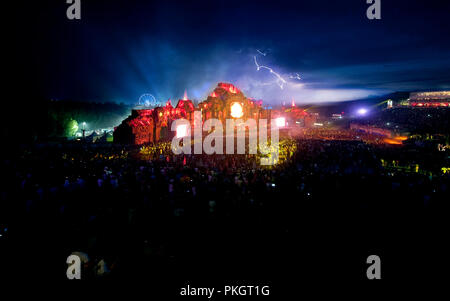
114, 83, 316, 145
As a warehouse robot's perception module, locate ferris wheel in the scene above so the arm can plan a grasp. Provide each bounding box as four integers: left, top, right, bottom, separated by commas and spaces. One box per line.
138, 93, 160, 107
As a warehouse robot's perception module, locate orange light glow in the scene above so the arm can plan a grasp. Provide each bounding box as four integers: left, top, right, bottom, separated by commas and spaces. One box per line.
395, 136, 408, 141
384, 138, 402, 145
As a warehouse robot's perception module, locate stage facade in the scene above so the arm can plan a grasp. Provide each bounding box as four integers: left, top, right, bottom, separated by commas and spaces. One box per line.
114, 83, 315, 144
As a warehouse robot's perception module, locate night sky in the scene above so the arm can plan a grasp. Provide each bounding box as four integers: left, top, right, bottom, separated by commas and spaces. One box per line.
10, 0, 450, 105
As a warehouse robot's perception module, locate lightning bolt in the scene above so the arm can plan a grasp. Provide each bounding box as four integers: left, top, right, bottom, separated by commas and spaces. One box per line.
254, 55, 287, 89
289, 73, 302, 80
253, 50, 302, 90
256, 49, 267, 56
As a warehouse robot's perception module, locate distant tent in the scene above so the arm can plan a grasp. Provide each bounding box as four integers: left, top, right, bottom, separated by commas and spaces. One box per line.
106, 132, 113, 142
97, 131, 113, 143
84, 131, 97, 143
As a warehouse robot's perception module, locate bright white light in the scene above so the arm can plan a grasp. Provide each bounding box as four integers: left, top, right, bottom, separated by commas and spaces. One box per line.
275, 117, 286, 127
357, 108, 368, 115
176, 124, 189, 138
230, 102, 244, 118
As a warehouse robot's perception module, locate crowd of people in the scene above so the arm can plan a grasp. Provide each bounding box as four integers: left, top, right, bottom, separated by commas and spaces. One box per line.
1, 134, 449, 279
299, 127, 393, 144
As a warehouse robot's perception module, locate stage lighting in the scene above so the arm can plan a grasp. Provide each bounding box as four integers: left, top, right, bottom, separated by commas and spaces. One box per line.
176, 124, 189, 138
230, 102, 244, 118
275, 117, 286, 127
357, 108, 368, 115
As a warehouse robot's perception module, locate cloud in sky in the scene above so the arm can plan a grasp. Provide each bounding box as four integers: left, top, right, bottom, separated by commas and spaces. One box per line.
20, 0, 450, 104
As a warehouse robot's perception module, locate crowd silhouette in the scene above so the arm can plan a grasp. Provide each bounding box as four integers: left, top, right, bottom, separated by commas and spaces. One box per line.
1, 134, 448, 280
